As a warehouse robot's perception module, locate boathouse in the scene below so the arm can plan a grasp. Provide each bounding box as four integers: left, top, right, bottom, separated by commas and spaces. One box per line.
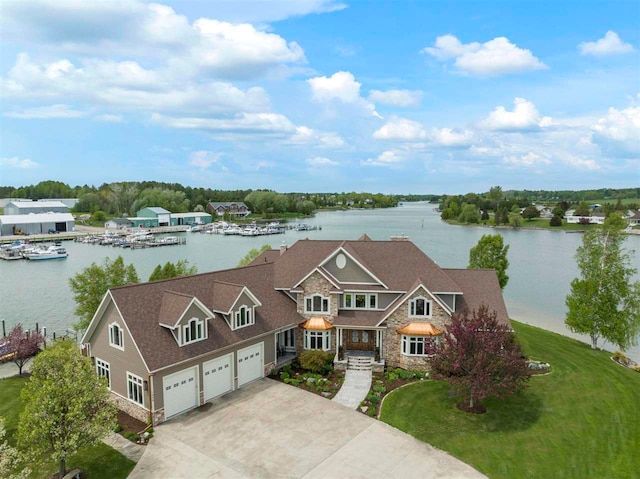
0, 213, 75, 236
136, 207, 171, 227
170, 212, 212, 226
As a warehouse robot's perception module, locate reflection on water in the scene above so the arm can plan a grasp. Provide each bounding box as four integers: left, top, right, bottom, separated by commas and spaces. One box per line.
1, 202, 638, 361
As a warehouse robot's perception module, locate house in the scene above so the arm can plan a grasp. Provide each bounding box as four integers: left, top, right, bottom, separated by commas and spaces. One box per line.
207, 202, 251, 217
105, 218, 133, 230
0, 213, 75, 236
4, 200, 69, 215
137, 207, 172, 227
625, 210, 640, 226
81, 235, 508, 424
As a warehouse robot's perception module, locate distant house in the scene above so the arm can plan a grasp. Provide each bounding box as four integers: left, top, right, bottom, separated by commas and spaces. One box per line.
137, 207, 171, 227
207, 202, 250, 217
105, 218, 133, 230
0, 213, 75, 236
625, 211, 640, 226
564, 214, 605, 225
4, 200, 69, 215
81, 235, 508, 425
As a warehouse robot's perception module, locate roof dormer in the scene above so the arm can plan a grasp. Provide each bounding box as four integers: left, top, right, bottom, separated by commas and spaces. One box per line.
158, 290, 212, 346
210, 281, 262, 331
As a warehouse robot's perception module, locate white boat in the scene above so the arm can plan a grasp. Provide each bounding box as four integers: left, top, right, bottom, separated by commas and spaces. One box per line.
25, 245, 68, 261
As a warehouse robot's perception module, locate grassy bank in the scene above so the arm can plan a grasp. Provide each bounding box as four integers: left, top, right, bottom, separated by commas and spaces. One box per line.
444, 218, 597, 231
0, 376, 135, 479
380, 321, 640, 479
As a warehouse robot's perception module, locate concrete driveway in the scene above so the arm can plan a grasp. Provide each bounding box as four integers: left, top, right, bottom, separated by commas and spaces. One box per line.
128, 379, 485, 479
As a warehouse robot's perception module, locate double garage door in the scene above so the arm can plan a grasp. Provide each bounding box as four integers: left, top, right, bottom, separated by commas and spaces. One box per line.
162, 342, 264, 420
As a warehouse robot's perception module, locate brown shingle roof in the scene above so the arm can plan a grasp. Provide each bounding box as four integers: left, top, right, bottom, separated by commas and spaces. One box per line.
210, 281, 245, 313
158, 291, 196, 328
443, 269, 510, 327
109, 262, 303, 372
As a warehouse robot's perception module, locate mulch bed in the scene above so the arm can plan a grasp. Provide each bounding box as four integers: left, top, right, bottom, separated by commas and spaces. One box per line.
270, 367, 345, 399
117, 410, 147, 436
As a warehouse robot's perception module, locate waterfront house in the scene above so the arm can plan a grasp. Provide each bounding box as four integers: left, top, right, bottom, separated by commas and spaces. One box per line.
81, 235, 508, 424
207, 202, 251, 218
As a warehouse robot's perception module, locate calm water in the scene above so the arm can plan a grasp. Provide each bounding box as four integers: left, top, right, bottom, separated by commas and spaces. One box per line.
1, 203, 638, 362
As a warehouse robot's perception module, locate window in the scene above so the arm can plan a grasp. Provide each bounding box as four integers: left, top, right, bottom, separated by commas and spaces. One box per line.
127, 372, 144, 406
305, 294, 329, 314
401, 335, 439, 356
234, 305, 254, 329
96, 359, 110, 389
109, 323, 124, 350
304, 330, 331, 350
343, 293, 378, 310
409, 297, 431, 317
183, 318, 205, 344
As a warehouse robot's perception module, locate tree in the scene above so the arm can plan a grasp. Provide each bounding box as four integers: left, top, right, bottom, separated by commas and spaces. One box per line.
549, 215, 563, 227
457, 204, 480, 224
149, 260, 198, 282
69, 256, 139, 330
237, 244, 272, 267
468, 234, 510, 289
565, 214, 640, 350
574, 201, 590, 216
0, 417, 30, 479
431, 307, 530, 413
522, 205, 540, 221
17, 340, 116, 479
4, 324, 44, 376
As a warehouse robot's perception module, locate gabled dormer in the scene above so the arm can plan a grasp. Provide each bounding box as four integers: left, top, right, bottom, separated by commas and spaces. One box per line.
158, 291, 212, 347
210, 281, 262, 331
319, 246, 387, 287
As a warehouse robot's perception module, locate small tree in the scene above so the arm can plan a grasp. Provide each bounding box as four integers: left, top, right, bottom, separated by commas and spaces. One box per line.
522, 205, 540, 221
565, 214, 640, 350
69, 256, 139, 330
237, 244, 272, 267
574, 201, 590, 217
468, 234, 510, 289
17, 340, 116, 478
0, 417, 30, 479
549, 215, 563, 227
5, 324, 44, 376
149, 260, 198, 282
431, 307, 531, 413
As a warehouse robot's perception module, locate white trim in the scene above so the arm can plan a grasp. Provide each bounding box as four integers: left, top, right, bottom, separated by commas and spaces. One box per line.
319, 247, 389, 289
127, 371, 145, 407
233, 304, 255, 330
342, 292, 379, 310
304, 329, 331, 351
182, 317, 207, 345
172, 297, 215, 329
401, 335, 439, 357
293, 267, 341, 290
237, 342, 264, 387
203, 353, 234, 402
110, 389, 150, 412
304, 293, 330, 314
409, 296, 432, 318
108, 322, 124, 351
378, 283, 453, 326
95, 358, 111, 389
80, 291, 114, 344
162, 365, 200, 419
227, 286, 263, 314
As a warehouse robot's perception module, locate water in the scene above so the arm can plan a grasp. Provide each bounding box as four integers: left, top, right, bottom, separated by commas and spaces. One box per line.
1, 202, 638, 362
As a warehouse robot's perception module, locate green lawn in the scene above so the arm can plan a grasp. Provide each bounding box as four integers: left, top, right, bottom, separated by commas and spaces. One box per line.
0, 376, 135, 479
380, 321, 640, 479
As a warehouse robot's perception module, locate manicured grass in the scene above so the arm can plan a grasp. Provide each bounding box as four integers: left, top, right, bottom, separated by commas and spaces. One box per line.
0, 376, 135, 479
380, 321, 640, 479
445, 218, 596, 231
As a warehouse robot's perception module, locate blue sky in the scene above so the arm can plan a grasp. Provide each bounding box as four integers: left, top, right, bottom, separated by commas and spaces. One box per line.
1, 0, 638, 194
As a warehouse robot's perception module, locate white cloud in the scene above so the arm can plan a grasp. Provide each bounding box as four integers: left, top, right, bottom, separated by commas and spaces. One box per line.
361, 150, 403, 166
288, 126, 345, 148
373, 117, 427, 140
431, 128, 474, 147
151, 112, 296, 136
480, 98, 552, 131
423, 34, 547, 76
307, 156, 338, 166
591, 102, 640, 155
307, 71, 381, 118
579, 31, 635, 56
368, 89, 423, 107
0, 157, 39, 169
94, 114, 123, 123
190, 150, 221, 168
503, 152, 551, 167
5, 104, 88, 119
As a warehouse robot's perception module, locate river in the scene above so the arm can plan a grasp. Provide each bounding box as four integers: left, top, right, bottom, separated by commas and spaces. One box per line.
1, 202, 638, 362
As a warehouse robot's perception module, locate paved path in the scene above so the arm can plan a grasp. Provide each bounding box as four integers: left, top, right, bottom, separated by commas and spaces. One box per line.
332, 368, 372, 409
102, 431, 146, 463
129, 379, 486, 479
0, 361, 30, 379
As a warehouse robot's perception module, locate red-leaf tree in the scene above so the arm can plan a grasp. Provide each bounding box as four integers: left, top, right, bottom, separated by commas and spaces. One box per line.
4, 324, 44, 375
431, 306, 531, 413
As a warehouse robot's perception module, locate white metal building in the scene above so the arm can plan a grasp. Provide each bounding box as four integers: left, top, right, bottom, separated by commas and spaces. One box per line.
0, 213, 75, 236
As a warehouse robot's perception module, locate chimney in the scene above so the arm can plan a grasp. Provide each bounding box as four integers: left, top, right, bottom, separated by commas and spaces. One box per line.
280, 242, 288, 256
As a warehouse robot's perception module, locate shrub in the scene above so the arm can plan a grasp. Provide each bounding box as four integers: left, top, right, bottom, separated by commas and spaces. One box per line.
299, 350, 334, 373
550, 215, 562, 227
367, 407, 377, 417
113, 423, 123, 433
366, 393, 380, 405
92, 210, 106, 222
372, 384, 387, 395
124, 431, 140, 443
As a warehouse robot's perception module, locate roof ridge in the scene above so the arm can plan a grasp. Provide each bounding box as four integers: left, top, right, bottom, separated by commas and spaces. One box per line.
161, 290, 194, 298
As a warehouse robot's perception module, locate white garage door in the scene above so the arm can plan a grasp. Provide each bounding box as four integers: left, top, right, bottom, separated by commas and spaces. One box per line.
163, 366, 199, 419
237, 343, 263, 387
203, 354, 233, 402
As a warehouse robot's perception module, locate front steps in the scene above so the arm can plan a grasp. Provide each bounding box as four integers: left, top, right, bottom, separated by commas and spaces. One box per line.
347, 355, 372, 371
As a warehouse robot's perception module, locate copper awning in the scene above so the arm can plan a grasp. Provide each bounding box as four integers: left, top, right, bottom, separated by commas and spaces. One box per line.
300, 316, 334, 331
396, 322, 443, 336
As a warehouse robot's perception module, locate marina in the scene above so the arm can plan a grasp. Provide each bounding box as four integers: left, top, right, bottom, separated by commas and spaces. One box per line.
0, 241, 68, 261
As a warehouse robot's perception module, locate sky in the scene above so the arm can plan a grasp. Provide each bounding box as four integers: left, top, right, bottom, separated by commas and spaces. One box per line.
0, 0, 639, 194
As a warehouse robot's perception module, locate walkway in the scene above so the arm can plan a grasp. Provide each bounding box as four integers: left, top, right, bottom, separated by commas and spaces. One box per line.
332, 356, 373, 409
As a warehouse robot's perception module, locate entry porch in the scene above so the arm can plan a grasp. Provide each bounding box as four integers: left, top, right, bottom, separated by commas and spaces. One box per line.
334, 327, 385, 372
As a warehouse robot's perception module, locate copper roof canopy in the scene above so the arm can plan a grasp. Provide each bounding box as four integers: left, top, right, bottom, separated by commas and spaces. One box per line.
396, 322, 443, 336
301, 317, 334, 331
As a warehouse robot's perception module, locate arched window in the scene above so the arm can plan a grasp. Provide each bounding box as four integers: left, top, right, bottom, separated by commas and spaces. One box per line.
409, 296, 431, 318
109, 323, 124, 350
305, 294, 329, 314
183, 318, 205, 344
234, 305, 254, 329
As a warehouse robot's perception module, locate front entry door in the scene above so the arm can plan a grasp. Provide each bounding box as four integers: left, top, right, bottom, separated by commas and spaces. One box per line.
346, 330, 374, 351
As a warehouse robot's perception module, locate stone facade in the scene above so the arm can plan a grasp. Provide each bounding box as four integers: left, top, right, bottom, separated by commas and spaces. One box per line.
295, 272, 338, 354
382, 290, 451, 370
110, 392, 149, 424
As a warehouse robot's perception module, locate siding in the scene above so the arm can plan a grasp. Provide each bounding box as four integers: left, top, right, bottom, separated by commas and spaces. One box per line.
323, 253, 378, 284
89, 300, 150, 408
437, 294, 455, 311
175, 303, 208, 329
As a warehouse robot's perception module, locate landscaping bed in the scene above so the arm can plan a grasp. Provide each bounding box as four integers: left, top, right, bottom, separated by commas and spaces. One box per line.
359, 368, 427, 417
270, 363, 344, 398
114, 410, 151, 444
